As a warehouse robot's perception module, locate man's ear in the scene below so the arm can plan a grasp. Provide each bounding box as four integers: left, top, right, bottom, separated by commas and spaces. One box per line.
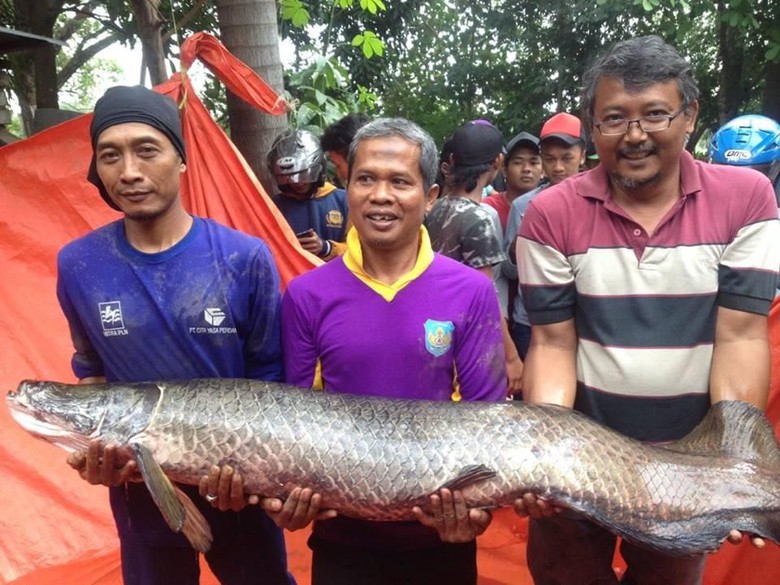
684, 99, 699, 133
425, 183, 441, 214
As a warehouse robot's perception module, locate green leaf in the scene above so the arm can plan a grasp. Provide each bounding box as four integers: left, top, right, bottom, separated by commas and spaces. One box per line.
356, 31, 384, 59
292, 8, 309, 28
360, 0, 386, 14
279, 0, 309, 28
352, 34, 364, 47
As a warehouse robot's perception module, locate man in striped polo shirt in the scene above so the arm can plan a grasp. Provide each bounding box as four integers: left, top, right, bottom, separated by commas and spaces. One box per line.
514, 36, 780, 584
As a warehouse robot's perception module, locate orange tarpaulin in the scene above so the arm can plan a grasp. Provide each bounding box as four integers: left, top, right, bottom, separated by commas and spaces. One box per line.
0, 31, 778, 584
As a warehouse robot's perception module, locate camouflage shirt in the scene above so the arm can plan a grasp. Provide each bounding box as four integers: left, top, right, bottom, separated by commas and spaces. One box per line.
425, 196, 506, 269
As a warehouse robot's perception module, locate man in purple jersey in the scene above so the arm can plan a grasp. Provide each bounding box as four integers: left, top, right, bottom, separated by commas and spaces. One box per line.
264, 118, 506, 585
514, 36, 780, 585
60, 85, 293, 585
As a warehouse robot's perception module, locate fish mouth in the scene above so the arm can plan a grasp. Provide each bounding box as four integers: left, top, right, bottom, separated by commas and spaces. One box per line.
6, 394, 93, 452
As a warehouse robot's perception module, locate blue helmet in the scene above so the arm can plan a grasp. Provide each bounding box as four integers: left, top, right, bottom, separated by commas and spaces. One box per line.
709, 115, 779, 168
710, 115, 780, 203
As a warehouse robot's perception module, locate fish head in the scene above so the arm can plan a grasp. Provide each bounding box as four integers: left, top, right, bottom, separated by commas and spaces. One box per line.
6, 380, 156, 452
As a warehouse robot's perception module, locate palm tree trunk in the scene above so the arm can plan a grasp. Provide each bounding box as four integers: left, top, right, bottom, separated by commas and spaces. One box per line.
215, 0, 288, 196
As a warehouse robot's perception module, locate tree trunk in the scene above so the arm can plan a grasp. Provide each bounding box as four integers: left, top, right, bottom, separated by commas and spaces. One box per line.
12, 0, 63, 130
763, 61, 780, 122
716, 2, 748, 125
128, 0, 169, 86
215, 0, 288, 196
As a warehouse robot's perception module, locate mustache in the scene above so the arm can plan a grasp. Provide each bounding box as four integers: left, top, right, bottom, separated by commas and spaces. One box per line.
617, 145, 657, 158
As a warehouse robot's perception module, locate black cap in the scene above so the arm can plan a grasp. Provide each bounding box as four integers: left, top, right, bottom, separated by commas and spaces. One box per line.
87, 85, 185, 210
506, 131, 540, 156
449, 121, 504, 167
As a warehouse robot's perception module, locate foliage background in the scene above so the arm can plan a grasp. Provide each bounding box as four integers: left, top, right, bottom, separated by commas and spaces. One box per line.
1, 0, 778, 155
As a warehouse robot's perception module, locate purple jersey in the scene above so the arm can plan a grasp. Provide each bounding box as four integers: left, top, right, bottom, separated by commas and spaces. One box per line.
281, 227, 506, 551
282, 231, 506, 402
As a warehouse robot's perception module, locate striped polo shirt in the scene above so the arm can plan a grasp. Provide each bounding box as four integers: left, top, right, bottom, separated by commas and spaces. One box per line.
518, 151, 780, 441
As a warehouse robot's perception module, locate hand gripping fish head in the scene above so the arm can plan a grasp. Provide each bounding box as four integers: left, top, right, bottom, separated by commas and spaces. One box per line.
7, 379, 213, 552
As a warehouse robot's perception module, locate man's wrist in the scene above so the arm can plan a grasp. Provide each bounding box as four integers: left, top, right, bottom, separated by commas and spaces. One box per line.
318, 240, 332, 257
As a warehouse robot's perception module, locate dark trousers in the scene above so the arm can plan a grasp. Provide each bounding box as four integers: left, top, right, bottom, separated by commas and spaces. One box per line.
527, 514, 706, 585
510, 321, 532, 361
309, 534, 478, 585
510, 322, 532, 401
111, 483, 295, 585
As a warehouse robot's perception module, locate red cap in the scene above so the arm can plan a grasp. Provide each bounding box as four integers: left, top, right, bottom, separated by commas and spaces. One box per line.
540, 113, 583, 146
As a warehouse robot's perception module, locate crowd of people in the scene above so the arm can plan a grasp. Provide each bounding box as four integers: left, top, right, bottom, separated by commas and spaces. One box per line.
57, 34, 779, 585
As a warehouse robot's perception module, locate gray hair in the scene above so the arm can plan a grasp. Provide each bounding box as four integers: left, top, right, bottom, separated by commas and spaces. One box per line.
581, 35, 699, 128
347, 117, 439, 193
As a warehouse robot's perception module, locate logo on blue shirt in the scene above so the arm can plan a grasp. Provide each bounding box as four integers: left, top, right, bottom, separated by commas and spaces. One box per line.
188, 306, 237, 335
204, 308, 226, 326
424, 319, 454, 357
99, 301, 128, 336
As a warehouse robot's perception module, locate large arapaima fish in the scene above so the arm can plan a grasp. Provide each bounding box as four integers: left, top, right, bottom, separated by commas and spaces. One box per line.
6, 378, 780, 555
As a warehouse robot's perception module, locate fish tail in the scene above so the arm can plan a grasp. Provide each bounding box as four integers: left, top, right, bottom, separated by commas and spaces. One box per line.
739, 506, 780, 545
665, 400, 780, 467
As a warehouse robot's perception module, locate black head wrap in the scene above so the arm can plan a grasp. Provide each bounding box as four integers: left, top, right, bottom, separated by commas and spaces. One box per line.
87, 85, 186, 210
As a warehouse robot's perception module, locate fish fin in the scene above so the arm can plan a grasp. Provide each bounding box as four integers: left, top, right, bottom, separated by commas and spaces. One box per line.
663, 401, 780, 466
174, 484, 214, 553
436, 464, 497, 493
132, 443, 187, 531
132, 443, 213, 552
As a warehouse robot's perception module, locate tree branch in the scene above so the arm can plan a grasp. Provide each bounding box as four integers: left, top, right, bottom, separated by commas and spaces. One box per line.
162, 0, 210, 43
57, 32, 121, 88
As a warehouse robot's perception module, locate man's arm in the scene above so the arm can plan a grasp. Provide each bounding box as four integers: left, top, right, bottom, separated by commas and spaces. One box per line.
522, 318, 578, 407
709, 306, 770, 409
244, 243, 284, 381
710, 305, 771, 549
513, 317, 578, 519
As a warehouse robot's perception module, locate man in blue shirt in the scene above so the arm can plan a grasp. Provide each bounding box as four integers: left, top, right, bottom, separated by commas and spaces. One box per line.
60, 85, 293, 585
268, 129, 349, 261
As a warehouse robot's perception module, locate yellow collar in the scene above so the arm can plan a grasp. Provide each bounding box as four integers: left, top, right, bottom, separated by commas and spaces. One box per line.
343, 226, 434, 301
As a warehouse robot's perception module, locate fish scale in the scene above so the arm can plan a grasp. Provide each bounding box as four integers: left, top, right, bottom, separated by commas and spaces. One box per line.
7, 377, 780, 555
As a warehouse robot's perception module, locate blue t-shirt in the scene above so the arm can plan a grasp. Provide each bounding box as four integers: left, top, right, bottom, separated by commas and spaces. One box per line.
271, 184, 348, 243
57, 216, 283, 382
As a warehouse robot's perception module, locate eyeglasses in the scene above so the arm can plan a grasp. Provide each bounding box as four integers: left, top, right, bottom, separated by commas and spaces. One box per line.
594, 110, 685, 136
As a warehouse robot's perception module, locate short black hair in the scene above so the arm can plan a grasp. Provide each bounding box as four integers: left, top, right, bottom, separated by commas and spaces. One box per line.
447, 162, 493, 194
581, 35, 699, 128
321, 113, 371, 156
348, 118, 439, 194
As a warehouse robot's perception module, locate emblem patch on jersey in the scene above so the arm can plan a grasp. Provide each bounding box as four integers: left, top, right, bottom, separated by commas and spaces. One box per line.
204, 307, 226, 326
99, 301, 128, 337
424, 319, 454, 357
325, 209, 344, 228
188, 307, 237, 335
